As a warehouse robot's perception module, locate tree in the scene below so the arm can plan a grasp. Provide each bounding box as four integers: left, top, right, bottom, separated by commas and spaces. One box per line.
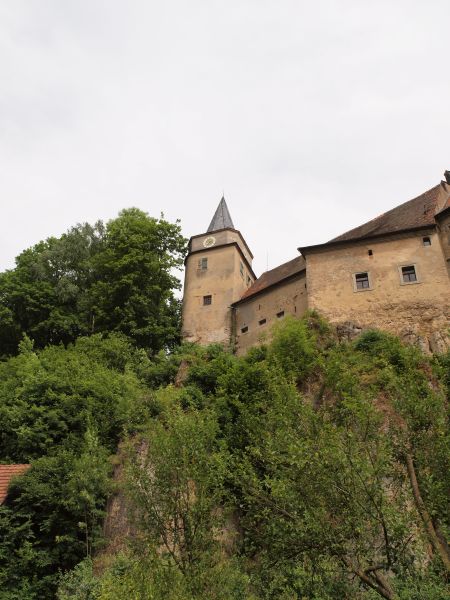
0, 223, 105, 355
0, 438, 110, 600
0, 333, 145, 462
0, 210, 186, 357
88, 208, 186, 351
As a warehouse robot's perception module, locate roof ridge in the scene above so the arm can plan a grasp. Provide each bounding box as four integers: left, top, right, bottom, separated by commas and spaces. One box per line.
330, 183, 441, 243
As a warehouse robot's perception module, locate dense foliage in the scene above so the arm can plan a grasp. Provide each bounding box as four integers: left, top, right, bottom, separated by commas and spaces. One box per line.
0, 209, 186, 356
58, 317, 449, 600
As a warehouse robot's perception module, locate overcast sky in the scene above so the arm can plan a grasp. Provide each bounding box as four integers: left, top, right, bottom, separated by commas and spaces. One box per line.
1, 1, 449, 278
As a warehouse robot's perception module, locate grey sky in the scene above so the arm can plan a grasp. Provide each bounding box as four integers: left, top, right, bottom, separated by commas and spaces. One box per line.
1, 1, 449, 278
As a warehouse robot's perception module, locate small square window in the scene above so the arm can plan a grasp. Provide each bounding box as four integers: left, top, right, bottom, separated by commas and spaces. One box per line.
203, 295, 212, 305
354, 272, 370, 290
422, 236, 431, 246
198, 257, 208, 270
276, 311, 285, 319
401, 265, 417, 283
241, 326, 248, 334
259, 318, 266, 326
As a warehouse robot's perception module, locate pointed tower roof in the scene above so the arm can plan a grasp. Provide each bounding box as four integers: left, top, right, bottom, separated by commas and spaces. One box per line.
207, 197, 234, 232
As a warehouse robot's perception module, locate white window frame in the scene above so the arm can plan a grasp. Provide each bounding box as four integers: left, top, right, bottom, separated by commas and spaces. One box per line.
398, 264, 420, 285
352, 271, 372, 292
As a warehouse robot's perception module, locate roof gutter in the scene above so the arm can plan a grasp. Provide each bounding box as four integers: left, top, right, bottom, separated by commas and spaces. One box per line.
298, 224, 437, 256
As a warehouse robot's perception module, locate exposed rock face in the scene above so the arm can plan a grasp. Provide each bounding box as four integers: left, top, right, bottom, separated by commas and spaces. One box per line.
335, 313, 449, 354
336, 321, 363, 342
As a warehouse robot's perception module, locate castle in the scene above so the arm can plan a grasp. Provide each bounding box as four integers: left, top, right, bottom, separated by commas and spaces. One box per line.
181, 173, 450, 354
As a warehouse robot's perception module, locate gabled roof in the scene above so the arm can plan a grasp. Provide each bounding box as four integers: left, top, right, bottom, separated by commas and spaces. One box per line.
207, 197, 234, 232
235, 256, 305, 304
0, 464, 30, 504
299, 180, 450, 256
330, 184, 442, 243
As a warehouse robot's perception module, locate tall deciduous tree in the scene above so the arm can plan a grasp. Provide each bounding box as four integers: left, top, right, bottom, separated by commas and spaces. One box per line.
88, 208, 186, 351
0, 210, 186, 356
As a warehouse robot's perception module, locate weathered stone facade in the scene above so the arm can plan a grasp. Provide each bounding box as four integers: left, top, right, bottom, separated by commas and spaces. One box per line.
182, 178, 450, 354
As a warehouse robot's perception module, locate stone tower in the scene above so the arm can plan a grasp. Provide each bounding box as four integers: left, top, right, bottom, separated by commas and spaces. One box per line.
181, 197, 256, 346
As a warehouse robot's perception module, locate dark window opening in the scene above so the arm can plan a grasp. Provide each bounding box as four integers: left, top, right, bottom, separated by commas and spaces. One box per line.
240, 262, 244, 277
276, 311, 285, 319
355, 272, 370, 289
368, 249, 373, 256
198, 257, 208, 270
241, 326, 248, 333
247, 275, 251, 285
259, 318, 266, 326
203, 295, 212, 305
401, 265, 417, 283
422, 236, 431, 246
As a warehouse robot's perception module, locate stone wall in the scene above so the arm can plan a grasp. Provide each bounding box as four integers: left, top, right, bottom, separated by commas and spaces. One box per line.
305, 230, 450, 352
182, 242, 254, 346
234, 271, 308, 354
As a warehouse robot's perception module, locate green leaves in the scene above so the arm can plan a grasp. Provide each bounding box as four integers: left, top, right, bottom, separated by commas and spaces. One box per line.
0, 210, 187, 356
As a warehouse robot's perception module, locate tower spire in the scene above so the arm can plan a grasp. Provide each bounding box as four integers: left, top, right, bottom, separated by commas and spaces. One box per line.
207, 196, 234, 232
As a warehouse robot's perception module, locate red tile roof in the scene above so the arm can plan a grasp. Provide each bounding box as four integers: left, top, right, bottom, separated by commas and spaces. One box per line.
0, 464, 30, 504
236, 256, 305, 304
330, 184, 442, 243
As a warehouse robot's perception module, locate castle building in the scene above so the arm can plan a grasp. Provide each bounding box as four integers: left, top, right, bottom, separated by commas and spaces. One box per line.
182, 174, 450, 354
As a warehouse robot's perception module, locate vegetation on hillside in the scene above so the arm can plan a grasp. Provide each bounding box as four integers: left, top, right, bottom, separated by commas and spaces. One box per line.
0, 214, 448, 599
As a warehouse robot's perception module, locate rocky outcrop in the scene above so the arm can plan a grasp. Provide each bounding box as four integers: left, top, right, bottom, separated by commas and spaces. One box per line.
335, 312, 449, 354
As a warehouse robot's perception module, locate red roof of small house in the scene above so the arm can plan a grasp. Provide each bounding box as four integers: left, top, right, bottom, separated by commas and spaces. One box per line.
0, 464, 30, 504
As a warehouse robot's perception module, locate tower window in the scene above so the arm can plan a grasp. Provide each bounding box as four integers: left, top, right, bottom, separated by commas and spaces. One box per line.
247, 275, 251, 285
422, 236, 431, 246
259, 318, 266, 326
203, 295, 212, 305
240, 262, 244, 277
368, 249, 373, 256
276, 311, 285, 319
354, 272, 371, 290
198, 257, 208, 270
241, 326, 248, 334
400, 265, 417, 283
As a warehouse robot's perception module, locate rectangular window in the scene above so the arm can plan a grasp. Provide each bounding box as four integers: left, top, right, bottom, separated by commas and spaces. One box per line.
203, 295, 212, 305
240, 262, 244, 277
259, 318, 266, 326
241, 326, 248, 333
422, 236, 431, 246
198, 257, 208, 270
276, 311, 285, 319
355, 272, 370, 290
401, 265, 417, 283
247, 275, 251, 285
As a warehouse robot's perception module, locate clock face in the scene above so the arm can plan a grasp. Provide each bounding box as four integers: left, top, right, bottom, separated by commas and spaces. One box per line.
203, 236, 216, 248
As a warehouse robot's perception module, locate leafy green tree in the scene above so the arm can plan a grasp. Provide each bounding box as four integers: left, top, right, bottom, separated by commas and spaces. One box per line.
0, 210, 186, 357
84, 208, 186, 351
126, 405, 228, 575
228, 325, 449, 599
0, 334, 145, 462
0, 435, 110, 599
0, 223, 105, 355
